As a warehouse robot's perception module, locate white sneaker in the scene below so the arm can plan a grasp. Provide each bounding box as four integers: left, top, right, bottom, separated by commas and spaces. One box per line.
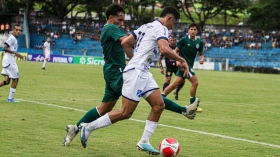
136, 142, 160, 155
63, 125, 77, 146
183, 98, 200, 120
80, 123, 91, 148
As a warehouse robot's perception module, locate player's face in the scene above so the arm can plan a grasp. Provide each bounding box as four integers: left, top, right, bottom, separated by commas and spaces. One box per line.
166, 15, 178, 30
188, 27, 197, 37
168, 37, 177, 47
111, 12, 125, 28
13, 26, 22, 37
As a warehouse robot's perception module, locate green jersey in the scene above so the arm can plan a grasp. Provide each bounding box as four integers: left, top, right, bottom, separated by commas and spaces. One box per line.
177, 36, 204, 68
101, 24, 126, 81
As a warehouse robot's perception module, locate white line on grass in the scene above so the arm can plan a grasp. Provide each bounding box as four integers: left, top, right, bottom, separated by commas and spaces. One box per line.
19, 99, 280, 149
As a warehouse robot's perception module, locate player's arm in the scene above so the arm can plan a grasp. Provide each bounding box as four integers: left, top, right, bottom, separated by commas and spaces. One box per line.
158, 39, 189, 76
3, 43, 23, 58
198, 42, 204, 64
121, 34, 134, 59
158, 54, 164, 74
174, 47, 181, 66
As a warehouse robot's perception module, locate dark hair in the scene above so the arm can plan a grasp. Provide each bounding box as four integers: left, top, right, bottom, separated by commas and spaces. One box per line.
160, 6, 180, 20
13, 24, 21, 29
105, 3, 125, 19
188, 23, 199, 30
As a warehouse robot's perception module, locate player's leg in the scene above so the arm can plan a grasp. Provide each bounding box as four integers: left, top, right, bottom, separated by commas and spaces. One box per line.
6, 65, 20, 102
79, 69, 141, 148
174, 80, 185, 100
80, 97, 139, 148
172, 67, 184, 100
162, 76, 184, 96
63, 79, 121, 146
162, 94, 199, 120
42, 58, 48, 69
137, 89, 164, 155
0, 75, 10, 87
162, 67, 172, 91
187, 75, 202, 112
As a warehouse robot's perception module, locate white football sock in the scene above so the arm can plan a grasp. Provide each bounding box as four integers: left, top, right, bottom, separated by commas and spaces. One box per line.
8, 87, 16, 99
139, 120, 158, 144
87, 113, 112, 132
42, 59, 47, 68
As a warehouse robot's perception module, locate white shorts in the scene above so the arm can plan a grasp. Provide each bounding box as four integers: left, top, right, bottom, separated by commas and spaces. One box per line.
122, 69, 159, 102
45, 51, 50, 59
1, 64, 19, 79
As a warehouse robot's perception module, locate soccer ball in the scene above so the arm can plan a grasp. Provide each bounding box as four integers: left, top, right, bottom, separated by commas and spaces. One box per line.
159, 138, 180, 157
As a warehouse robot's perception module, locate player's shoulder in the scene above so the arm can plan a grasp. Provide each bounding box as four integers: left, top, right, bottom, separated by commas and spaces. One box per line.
7, 34, 16, 41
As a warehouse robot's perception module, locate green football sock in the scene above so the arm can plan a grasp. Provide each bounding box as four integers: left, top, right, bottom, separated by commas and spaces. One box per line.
76, 107, 101, 130
190, 97, 196, 104
162, 95, 186, 114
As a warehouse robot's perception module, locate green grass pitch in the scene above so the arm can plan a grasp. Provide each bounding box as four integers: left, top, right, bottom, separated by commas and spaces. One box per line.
0, 61, 280, 157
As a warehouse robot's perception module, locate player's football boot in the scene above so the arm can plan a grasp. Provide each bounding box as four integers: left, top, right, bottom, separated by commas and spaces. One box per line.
196, 106, 203, 112
80, 123, 90, 148
63, 125, 78, 146
183, 98, 200, 120
174, 92, 179, 100
7, 98, 20, 103
136, 142, 160, 155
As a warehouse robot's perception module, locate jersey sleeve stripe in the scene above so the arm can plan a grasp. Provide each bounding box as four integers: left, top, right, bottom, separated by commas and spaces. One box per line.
4, 42, 10, 47
132, 31, 137, 40
157, 37, 168, 41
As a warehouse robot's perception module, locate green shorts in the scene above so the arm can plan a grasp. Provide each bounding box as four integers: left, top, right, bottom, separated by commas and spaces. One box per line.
165, 66, 178, 77
102, 72, 123, 102
176, 67, 195, 79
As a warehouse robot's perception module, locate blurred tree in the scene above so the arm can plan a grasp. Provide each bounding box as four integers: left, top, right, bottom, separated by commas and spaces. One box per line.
160, 0, 249, 30
248, 0, 280, 30
40, 0, 80, 21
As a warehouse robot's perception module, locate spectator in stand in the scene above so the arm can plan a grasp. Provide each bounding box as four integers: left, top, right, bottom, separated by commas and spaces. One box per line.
5, 23, 10, 34
51, 40, 56, 49
1, 23, 5, 34
249, 42, 256, 49
50, 32, 54, 38
69, 27, 75, 38
256, 41, 262, 50
37, 25, 41, 34
272, 39, 277, 48
62, 24, 67, 33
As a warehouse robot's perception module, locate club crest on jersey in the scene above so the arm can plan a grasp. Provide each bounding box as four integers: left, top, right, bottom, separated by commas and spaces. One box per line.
196, 44, 200, 49
137, 90, 143, 97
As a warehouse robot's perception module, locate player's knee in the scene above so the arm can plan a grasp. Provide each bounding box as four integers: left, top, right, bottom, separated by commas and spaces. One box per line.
153, 102, 165, 113
3, 80, 10, 85
119, 109, 133, 120
193, 81, 199, 87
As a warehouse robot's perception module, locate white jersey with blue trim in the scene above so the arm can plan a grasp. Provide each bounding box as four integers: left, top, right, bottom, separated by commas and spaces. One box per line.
2, 34, 18, 67
124, 20, 168, 76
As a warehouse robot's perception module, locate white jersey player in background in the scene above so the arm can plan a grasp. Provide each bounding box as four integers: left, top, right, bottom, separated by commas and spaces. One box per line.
0, 24, 23, 102
42, 37, 51, 70
79, 6, 190, 155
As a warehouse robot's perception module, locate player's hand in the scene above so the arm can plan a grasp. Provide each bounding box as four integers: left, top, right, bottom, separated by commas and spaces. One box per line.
176, 61, 181, 66
16, 53, 23, 59
179, 61, 190, 77
199, 59, 204, 64
160, 68, 164, 74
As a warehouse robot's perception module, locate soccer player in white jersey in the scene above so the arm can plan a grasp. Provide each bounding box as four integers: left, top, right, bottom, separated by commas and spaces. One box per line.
42, 37, 51, 70
79, 6, 189, 155
0, 24, 23, 102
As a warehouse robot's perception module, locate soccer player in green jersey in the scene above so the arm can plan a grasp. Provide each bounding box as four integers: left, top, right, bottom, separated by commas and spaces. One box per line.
63, 4, 199, 147
162, 23, 204, 112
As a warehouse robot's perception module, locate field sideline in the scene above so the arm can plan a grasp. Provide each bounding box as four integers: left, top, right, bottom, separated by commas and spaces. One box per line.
0, 61, 280, 157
